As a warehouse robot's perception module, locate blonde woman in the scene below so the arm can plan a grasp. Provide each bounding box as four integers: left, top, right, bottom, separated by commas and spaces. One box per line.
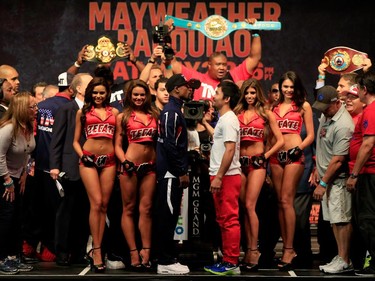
0, 92, 37, 274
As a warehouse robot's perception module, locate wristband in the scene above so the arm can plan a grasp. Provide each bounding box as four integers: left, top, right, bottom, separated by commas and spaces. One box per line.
148, 59, 155, 64
318, 74, 325, 80
252, 33, 260, 38
3, 179, 14, 187
319, 179, 328, 188
74, 61, 81, 68
165, 64, 172, 70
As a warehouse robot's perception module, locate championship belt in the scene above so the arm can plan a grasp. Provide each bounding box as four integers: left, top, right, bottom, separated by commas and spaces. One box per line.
85, 35, 128, 64
165, 15, 281, 40
323, 46, 368, 74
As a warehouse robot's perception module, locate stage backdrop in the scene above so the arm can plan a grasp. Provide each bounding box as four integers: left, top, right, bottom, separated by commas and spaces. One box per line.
1, 0, 374, 104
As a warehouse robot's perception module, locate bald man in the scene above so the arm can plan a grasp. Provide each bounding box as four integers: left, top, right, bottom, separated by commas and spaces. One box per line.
0, 65, 20, 93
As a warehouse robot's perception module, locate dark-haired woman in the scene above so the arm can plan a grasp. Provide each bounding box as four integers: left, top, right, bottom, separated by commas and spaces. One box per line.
269, 71, 314, 270
73, 77, 119, 272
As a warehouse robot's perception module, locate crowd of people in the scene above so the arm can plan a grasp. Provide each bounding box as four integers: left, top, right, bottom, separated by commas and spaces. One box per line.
1, 16, 375, 278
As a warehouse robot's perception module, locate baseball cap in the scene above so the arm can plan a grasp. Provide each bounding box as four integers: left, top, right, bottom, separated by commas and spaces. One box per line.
312, 85, 338, 111
348, 84, 359, 97
58, 72, 74, 87
165, 74, 201, 92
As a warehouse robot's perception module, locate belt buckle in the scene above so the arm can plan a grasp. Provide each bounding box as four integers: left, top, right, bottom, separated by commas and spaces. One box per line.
95, 155, 108, 168
277, 151, 287, 163
240, 156, 250, 167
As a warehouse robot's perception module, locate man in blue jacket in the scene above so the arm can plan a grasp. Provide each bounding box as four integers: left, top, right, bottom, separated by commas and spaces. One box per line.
155, 74, 200, 275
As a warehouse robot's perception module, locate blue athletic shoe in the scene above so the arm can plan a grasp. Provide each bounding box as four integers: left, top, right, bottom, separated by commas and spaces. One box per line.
204, 262, 240, 275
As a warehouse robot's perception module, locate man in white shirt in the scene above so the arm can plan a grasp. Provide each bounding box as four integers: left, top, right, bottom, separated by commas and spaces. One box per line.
204, 80, 242, 276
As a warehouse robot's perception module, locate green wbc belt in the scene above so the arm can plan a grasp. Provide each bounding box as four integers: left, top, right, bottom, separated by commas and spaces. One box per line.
165, 15, 281, 40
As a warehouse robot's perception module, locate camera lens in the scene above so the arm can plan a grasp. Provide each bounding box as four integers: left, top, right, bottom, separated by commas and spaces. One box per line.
201, 143, 212, 152
188, 108, 198, 116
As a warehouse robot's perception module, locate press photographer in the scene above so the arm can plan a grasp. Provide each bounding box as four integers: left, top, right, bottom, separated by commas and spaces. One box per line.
152, 23, 175, 60
185, 99, 215, 174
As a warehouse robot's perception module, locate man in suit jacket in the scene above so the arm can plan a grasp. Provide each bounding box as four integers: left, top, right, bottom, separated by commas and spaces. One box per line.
0, 78, 16, 118
49, 73, 92, 265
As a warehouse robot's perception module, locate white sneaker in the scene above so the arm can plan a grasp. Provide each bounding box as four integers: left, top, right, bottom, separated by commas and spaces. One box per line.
157, 262, 190, 275
106, 259, 125, 270
319, 255, 339, 272
323, 256, 354, 274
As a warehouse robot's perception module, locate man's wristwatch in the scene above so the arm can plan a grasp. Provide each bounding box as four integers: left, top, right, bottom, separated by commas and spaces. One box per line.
350, 173, 358, 179
148, 59, 155, 64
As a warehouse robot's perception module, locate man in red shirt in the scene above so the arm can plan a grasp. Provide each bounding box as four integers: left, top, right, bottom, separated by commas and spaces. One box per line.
346, 70, 375, 277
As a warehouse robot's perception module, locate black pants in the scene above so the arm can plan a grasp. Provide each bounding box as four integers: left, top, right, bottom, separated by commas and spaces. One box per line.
294, 192, 313, 266
256, 182, 280, 266
35, 170, 60, 252
154, 177, 183, 265
102, 177, 129, 263
54, 178, 90, 260
0, 177, 22, 260
21, 174, 43, 248
355, 174, 375, 269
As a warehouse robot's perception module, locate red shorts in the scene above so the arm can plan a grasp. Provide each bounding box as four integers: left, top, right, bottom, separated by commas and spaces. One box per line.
80, 150, 116, 168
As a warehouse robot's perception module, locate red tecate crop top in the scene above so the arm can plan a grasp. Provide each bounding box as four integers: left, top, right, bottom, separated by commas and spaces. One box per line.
238, 111, 265, 142
126, 111, 157, 143
84, 106, 116, 139
272, 102, 302, 134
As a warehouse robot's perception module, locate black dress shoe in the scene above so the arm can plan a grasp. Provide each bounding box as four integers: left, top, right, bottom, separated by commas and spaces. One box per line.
70, 256, 89, 265
21, 254, 39, 264
56, 253, 70, 266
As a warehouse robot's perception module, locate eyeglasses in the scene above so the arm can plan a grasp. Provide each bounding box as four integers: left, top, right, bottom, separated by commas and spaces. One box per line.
29, 104, 38, 109
271, 89, 279, 93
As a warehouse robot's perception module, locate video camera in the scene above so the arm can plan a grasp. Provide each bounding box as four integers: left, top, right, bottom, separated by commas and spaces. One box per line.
183, 101, 206, 120
152, 23, 175, 60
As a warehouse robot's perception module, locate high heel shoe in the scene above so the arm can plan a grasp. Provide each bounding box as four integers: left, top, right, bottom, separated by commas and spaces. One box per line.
139, 248, 152, 269
278, 247, 297, 272
241, 248, 261, 272
129, 249, 142, 271
85, 247, 105, 273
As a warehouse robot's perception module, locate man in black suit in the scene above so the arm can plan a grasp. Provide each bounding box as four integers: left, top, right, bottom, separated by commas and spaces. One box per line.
49, 73, 93, 265
0, 78, 16, 118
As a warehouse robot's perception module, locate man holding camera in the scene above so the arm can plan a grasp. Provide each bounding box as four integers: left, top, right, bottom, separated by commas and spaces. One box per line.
154, 74, 200, 275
